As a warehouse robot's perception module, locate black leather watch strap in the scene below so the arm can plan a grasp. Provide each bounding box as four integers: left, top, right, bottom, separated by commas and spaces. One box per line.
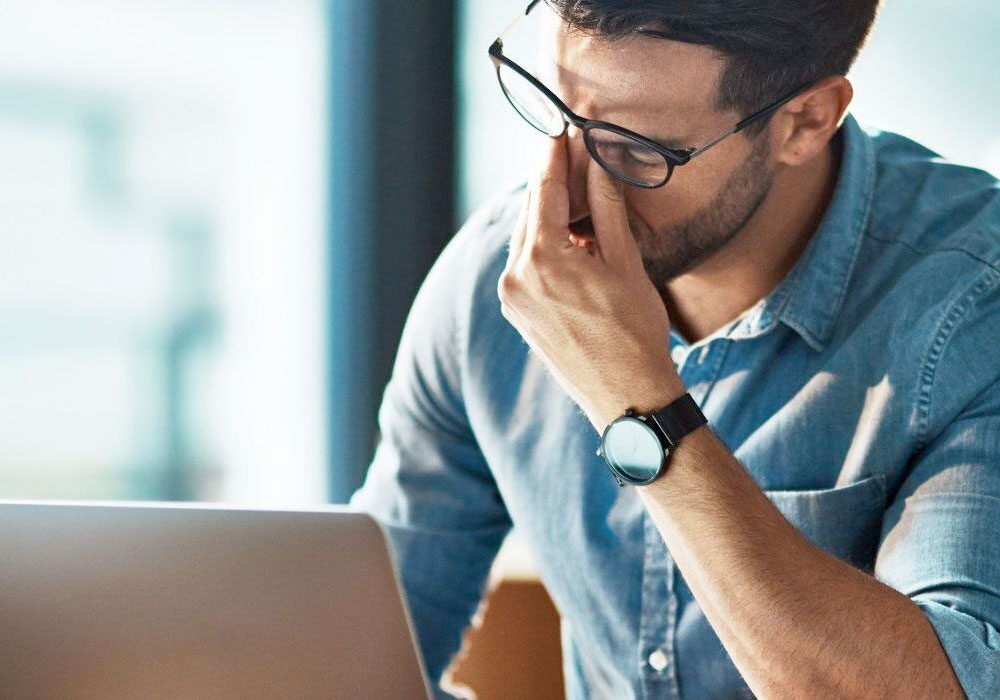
647, 392, 707, 448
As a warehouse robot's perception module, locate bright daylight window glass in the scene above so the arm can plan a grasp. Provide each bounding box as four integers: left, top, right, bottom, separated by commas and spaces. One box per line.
0, 0, 329, 503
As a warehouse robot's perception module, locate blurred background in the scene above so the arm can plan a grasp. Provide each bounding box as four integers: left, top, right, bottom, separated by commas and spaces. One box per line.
1, 0, 998, 506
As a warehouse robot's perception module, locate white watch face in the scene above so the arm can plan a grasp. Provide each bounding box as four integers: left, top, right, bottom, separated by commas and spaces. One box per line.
603, 417, 664, 482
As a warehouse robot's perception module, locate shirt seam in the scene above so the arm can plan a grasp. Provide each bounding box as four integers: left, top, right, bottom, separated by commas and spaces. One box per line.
861, 231, 1000, 276
780, 117, 875, 350
815, 125, 876, 346
915, 264, 1000, 453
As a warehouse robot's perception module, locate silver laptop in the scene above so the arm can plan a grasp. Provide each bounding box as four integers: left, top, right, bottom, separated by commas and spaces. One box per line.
0, 501, 432, 699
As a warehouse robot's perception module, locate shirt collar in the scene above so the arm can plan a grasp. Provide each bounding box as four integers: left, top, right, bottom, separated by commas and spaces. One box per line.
727, 112, 875, 352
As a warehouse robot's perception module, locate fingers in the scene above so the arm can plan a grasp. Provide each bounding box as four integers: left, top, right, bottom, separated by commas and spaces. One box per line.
586, 156, 636, 268
568, 232, 597, 256
522, 134, 570, 261
536, 134, 570, 229
502, 135, 572, 311
505, 185, 531, 270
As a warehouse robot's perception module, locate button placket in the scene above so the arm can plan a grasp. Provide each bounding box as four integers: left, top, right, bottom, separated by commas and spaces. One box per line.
638, 512, 680, 699
641, 340, 731, 699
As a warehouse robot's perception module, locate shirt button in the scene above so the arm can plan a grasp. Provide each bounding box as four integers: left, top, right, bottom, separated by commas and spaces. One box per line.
648, 649, 668, 672
670, 346, 685, 365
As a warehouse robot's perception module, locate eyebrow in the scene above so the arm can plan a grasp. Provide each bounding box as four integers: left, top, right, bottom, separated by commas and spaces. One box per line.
643, 133, 690, 151
547, 60, 693, 150
574, 104, 694, 150
606, 123, 690, 151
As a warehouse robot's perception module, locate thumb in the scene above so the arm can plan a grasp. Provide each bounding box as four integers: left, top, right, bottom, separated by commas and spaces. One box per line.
586, 156, 639, 269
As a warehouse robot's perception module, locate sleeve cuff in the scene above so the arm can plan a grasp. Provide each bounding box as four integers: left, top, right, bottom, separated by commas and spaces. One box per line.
915, 597, 1000, 699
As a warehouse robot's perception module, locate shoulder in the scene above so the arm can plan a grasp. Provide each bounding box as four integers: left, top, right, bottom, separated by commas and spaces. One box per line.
415, 179, 525, 318
850, 120, 1000, 358
394, 180, 524, 357
445, 179, 527, 320
455, 179, 526, 269
817, 122, 1000, 447
384, 181, 526, 428
419, 180, 527, 369
863, 123, 1000, 271
860, 124, 1000, 441
444, 182, 536, 394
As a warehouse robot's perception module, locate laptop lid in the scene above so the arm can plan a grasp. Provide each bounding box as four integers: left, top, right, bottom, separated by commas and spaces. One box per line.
0, 501, 432, 699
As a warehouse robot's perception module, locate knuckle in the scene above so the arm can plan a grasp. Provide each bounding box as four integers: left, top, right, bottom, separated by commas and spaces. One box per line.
601, 190, 623, 205
537, 174, 559, 190
499, 300, 517, 323
597, 184, 623, 204
497, 270, 518, 302
527, 242, 547, 265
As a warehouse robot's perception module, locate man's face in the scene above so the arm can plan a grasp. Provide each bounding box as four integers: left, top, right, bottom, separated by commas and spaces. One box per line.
538, 13, 777, 287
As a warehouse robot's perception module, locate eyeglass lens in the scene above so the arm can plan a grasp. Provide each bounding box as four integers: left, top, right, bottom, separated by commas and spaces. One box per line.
497, 63, 565, 137
585, 126, 671, 187
496, 63, 670, 187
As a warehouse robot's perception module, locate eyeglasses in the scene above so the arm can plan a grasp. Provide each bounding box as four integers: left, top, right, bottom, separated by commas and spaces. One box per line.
488, 0, 813, 189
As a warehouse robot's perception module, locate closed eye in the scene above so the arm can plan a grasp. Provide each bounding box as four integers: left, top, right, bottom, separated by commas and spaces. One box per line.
599, 141, 663, 167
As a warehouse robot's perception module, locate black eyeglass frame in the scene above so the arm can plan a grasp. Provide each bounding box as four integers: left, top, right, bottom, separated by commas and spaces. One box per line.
488, 0, 815, 188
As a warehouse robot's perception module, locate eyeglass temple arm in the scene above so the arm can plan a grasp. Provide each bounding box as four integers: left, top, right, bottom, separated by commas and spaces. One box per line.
684, 82, 813, 159
497, 0, 542, 44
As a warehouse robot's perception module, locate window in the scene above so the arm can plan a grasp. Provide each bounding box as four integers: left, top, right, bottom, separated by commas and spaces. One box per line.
0, 0, 329, 503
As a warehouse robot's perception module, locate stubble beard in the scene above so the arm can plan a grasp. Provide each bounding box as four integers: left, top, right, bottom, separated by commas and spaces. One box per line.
631, 134, 776, 288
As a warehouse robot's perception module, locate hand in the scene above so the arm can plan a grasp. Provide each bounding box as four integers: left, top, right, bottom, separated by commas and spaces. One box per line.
497, 134, 686, 434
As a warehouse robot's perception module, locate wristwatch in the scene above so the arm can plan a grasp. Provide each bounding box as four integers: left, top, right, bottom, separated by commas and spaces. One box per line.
596, 392, 707, 487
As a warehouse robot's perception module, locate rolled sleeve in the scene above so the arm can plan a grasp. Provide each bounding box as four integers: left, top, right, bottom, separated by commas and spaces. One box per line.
916, 598, 1000, 695
349, 198, 513, 696
876, 377, 1000, 697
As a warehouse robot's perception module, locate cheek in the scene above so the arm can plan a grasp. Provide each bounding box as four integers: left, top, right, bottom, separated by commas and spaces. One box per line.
623, 132, 752, 229
625, 181, 700, 230
628, 149, 737, 227
670, 137, 754, 199
667, 155, 724, 197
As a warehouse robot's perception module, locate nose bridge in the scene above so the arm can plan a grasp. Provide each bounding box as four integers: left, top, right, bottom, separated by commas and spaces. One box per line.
566, 125, 590, 221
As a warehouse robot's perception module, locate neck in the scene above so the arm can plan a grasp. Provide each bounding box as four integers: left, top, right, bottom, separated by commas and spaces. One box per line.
663, 134, 842, 345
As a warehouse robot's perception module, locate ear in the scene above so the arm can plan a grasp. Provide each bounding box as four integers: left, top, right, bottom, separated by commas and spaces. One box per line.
772, 75, 853, 167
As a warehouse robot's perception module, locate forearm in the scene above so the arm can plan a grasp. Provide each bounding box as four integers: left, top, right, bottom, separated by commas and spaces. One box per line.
638, 423, 964, 698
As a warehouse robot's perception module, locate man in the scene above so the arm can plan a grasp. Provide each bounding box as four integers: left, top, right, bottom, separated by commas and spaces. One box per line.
351, 0, 1000, 696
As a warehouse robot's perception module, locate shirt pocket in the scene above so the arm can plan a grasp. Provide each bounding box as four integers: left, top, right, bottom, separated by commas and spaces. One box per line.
763, 475, 888, 571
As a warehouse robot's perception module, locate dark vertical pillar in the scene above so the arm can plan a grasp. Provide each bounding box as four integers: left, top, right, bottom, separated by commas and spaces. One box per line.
327, 1, 457, 502
371, 0, 458, 406
327, 0, 377, 502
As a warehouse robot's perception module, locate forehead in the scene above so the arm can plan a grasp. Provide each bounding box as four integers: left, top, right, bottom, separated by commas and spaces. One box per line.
537, 8, 726, 121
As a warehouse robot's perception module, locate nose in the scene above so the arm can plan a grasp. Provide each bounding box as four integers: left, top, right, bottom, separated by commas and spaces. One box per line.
565, 125, 591, 225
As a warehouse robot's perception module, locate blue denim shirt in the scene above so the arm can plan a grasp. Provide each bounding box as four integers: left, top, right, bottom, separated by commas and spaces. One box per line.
350, 114, 1000, 698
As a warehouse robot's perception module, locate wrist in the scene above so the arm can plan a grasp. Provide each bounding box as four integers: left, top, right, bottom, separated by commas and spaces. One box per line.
626, 365, 688, 415
599, 368, 687, 433
597, 383, 707, 488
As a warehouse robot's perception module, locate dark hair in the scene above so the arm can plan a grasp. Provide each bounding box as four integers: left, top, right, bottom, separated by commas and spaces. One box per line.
544, 0, 881, 135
